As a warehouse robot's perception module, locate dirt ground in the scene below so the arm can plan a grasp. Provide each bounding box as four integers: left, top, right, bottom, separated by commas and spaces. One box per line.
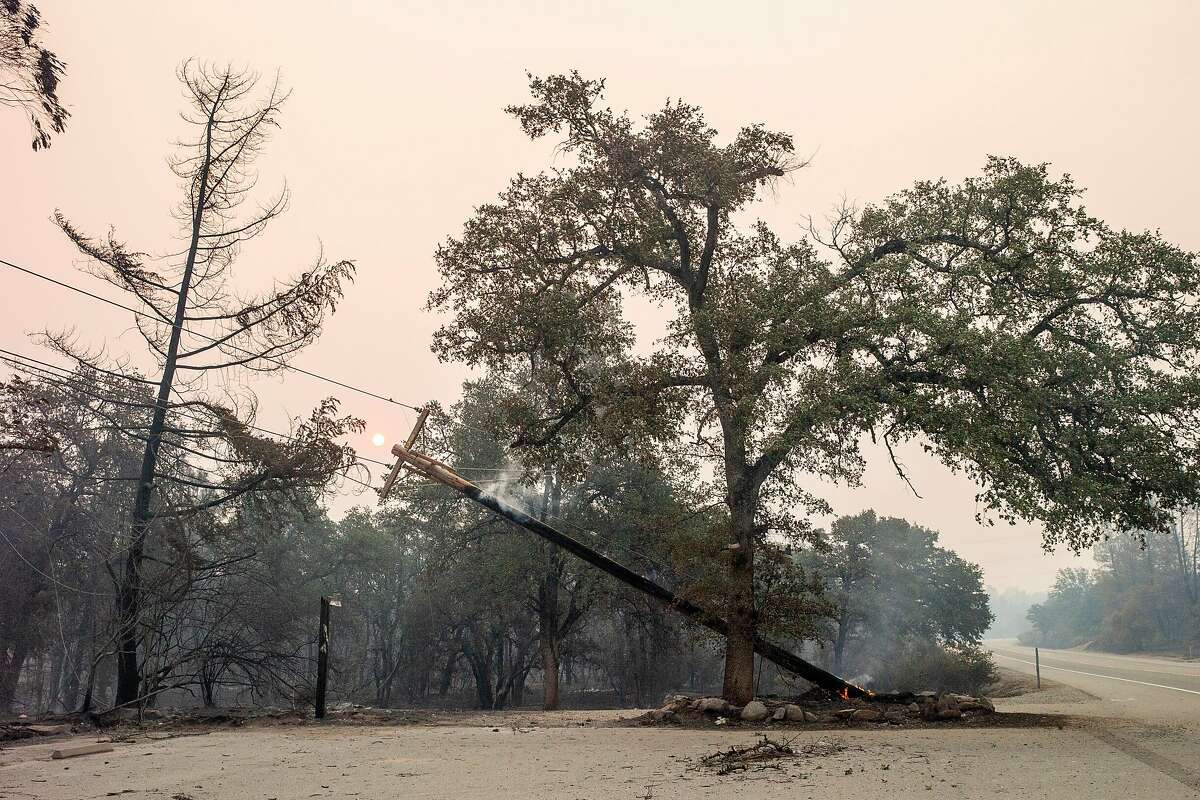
2, 672, 1198, 799
1, 715, 1197, 800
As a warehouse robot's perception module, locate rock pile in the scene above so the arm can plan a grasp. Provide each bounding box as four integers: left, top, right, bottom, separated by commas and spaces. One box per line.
640, 690, 996, 727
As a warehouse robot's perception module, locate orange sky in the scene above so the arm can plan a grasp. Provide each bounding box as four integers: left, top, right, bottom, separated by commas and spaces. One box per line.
4, 1, 1198, 591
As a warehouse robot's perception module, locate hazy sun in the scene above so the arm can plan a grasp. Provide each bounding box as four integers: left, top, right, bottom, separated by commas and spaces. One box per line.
371, 433, 386, 447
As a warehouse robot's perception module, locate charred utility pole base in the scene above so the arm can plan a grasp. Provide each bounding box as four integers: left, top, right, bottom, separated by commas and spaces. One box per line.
385, 442, 869, 699
314, 595, 341, 719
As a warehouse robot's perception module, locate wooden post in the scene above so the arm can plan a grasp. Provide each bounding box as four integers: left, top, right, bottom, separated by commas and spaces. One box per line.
1035, 646, 1041, 689
315, 595, 340, 718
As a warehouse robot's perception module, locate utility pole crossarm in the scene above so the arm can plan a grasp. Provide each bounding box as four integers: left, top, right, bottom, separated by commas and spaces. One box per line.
377, 406, 431, 503
387, 443, 869, 698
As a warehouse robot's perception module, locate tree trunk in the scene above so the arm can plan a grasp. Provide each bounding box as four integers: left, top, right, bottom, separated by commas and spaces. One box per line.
113, 542, 144, 705
538, 547, 563, 710
31, 653, 46, 712
47, 647, 64, 713
721, 564, 757, 704
833, 611, 851, 674
463, 634, 495, 710
540, 638, 560, 710
721, 490, 758, 705
437, 645, 459, 697
0, 638, 30, 714
511, 668, 527, 707
114, 104, 214, 706
538, 475, 563, 710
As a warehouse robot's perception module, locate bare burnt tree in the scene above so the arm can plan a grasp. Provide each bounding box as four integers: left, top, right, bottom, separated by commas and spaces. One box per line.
50, 62, 360, 706
0, 0, 66, 149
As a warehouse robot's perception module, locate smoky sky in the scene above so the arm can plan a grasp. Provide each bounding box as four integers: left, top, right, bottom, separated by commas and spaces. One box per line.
4, 0, 1198, 591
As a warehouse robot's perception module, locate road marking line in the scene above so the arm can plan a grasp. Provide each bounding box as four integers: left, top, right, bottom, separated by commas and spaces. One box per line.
992, 652, 1200, 695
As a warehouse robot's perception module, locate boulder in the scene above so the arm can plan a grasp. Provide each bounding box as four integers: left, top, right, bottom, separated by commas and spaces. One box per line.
660, 696, 692, 714
695, 697, 730, 714
783, 704, 806, 722
802, 710, 825, 723
740, 700, 770, 722
958, 696, 995, 714
772, 706, 787, 721
850, 708, 884, 722
935, 694, 962, 720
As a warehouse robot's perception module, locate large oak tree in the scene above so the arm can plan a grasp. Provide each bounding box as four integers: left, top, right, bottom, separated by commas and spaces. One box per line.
431, 72, 1200, 703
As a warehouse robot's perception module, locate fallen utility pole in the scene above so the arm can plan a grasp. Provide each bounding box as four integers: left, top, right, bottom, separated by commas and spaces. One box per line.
388, 444, 869, 699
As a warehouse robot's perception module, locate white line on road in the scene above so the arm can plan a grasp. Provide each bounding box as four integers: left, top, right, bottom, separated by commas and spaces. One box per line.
992, 652, 1200, 696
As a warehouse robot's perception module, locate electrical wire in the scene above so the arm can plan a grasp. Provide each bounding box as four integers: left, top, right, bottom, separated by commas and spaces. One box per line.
1, 257, 426, 412
0, 522, 113, 597
0, 257, 507, 453
1, 263, 702, 581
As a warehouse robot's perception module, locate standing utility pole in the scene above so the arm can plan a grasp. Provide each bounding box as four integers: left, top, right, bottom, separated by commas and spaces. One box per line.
315, 596, 341, 719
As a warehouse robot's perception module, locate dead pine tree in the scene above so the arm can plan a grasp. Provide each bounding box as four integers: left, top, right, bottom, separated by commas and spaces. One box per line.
50, 62, 360, 707
0, 1, 68, 150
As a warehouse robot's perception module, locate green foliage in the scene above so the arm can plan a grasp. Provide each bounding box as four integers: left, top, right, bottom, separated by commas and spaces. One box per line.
801, 511, 994, 682
433, 73, 1200, 556
1026, 519, 1199, 652
431, 72, 1200, 698
1025, 568, 1101, 648
872, 640, 998, 695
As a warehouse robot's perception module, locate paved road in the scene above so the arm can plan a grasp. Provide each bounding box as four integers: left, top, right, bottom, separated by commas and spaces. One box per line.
988, 638, 1200, 728
987, 639, 1200, 791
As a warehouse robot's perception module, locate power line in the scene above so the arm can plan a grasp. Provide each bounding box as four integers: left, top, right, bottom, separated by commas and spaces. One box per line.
0, 256, 506, 444
2, 354, 459, 508
0, 518, 113, 597
1, 261, 720, 575
1, 257, 425, 411
1, 358, 378, 506
3, 347, 697, 561
0, 347, 396, 470
4, 349, 701, 587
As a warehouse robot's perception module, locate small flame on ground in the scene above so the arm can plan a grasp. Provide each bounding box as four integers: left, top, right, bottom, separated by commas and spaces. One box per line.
839, 687, 850, 700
